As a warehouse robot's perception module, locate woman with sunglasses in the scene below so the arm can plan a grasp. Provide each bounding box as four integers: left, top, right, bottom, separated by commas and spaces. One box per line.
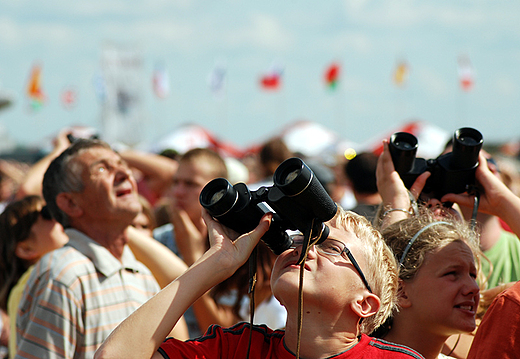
0, 195, 69, 358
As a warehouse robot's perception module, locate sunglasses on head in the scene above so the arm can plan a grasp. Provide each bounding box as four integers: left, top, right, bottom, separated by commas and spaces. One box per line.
40, 205, 53, 220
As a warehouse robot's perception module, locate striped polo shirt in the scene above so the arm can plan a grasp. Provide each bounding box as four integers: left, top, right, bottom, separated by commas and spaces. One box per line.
15, 228, 160, 359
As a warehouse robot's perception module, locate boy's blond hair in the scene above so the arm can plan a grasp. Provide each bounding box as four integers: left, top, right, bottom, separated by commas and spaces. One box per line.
329, 207, 399, 334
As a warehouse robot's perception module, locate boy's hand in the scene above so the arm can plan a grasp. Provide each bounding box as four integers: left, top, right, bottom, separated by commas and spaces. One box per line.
202, 209, 271, 272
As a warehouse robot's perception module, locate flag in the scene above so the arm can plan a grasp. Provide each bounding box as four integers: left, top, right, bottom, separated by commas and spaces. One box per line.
92, 71, 107, 103
208, 63, 226, 96
324, 62, 341, 90
152, 63, 170, 99
393, 60, 409, 87
27, 64, 46, 110
458, 55, 474, 92
61, 86, 77, 110
260, 63, 283, 90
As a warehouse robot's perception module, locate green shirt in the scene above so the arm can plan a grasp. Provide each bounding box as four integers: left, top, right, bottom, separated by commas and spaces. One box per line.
482, 230, 520, 288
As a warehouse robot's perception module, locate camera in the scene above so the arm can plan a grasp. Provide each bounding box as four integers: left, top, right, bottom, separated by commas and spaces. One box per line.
199, 157, 337, 255
389, 127, 483, 199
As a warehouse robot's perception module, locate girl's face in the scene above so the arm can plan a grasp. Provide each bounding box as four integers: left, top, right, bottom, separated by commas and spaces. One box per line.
25, 210, 69, 263
402, 240, 479, 337
131, 212, 153, 237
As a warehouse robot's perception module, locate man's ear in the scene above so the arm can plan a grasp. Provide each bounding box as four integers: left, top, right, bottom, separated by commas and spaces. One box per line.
397, 279, 412, 308
56, 192, 83, 218
351, 292, 381, 319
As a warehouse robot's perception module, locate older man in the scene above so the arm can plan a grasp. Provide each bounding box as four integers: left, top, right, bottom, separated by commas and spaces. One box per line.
15, 139, 161, 359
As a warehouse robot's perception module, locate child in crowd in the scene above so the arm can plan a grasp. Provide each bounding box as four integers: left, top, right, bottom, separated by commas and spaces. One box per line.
95, 207, 424, 359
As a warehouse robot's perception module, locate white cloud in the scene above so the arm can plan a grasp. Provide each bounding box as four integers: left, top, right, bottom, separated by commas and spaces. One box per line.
343, 0, 520, 29
493, 76, 519, 97
0, 17, 20, 46
246, 13, 295, 50
196, 13, 295, 52
0, 16, 79, 49
4, 0, 195, 17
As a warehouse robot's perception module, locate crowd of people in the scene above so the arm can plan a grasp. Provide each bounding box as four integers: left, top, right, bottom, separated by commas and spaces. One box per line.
0, 125, 520, 358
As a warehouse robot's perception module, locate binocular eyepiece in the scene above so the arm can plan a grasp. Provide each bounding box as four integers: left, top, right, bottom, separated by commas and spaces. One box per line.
388, 127, 483, 199
199, 157, 338, 255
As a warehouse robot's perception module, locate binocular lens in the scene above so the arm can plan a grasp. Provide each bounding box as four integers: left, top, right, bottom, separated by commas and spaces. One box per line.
451, 128, 483, 170
210, 189, 226, 205
284, 169, 299, 185
458, 136, 479, 146
390, 132, 418, 151
389, 132, 419, 175
454, 128, 483, 148
199, 178, 238, 217
393, 140, 414, 150
274, 158, 313, 197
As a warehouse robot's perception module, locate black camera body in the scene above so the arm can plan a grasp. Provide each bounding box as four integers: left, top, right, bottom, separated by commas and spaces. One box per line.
199, 157, 337, 255
389, 127, 483, 199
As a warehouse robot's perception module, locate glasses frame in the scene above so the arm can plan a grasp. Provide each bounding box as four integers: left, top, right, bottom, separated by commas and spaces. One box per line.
291, 236, 373, 293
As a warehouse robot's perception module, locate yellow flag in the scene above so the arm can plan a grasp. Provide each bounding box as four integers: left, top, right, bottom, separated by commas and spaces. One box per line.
393, 61, 409, 87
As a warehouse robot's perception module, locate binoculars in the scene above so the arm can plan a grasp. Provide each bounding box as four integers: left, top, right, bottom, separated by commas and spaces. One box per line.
199, 157, 337, 255
389, 127, 483, 199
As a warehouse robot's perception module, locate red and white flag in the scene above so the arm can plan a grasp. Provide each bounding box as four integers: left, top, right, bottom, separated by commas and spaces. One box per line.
260, 62, 283, 90
61, 86, 77, 110
152, 63, 170, 99
457, 55, 474, 92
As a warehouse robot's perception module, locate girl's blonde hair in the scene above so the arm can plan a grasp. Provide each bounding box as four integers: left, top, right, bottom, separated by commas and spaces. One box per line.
371, 208, 484, 337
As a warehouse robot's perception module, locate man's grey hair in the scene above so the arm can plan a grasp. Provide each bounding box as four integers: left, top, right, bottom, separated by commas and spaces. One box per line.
42, 139, 111, 228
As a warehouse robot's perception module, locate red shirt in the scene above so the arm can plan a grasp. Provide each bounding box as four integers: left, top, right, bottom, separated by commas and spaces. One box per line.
468, 280, 520, 358
158, 322, 424, 358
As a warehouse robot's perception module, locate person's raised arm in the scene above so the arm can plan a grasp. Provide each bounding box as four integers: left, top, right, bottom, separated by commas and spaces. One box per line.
15, 129, 71, 199
168, 206, 239, 329
94, 210, 271, 359
119, 149, 178, 200
442, 152, 520, 239
126, 225, 188, 289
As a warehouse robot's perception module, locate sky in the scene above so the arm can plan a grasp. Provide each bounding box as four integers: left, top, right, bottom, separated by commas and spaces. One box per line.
1, 0, 519, 153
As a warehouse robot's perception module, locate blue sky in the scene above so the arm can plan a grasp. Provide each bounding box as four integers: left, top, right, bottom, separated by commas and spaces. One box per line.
0, 0, 519, 151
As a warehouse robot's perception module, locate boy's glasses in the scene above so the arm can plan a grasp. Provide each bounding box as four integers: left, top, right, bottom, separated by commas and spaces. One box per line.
290, 236, 372, 293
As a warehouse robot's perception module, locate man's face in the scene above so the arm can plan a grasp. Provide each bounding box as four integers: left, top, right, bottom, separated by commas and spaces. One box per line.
71, 147, 141, 225
171, 160, 218, 221
271, 223, 371, 313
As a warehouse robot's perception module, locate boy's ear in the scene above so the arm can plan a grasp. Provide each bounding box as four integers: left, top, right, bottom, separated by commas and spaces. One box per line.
351, 292, 381, 319
397, 279, 412, 308
15, 240, 38, 261
56, 192, 83, 218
